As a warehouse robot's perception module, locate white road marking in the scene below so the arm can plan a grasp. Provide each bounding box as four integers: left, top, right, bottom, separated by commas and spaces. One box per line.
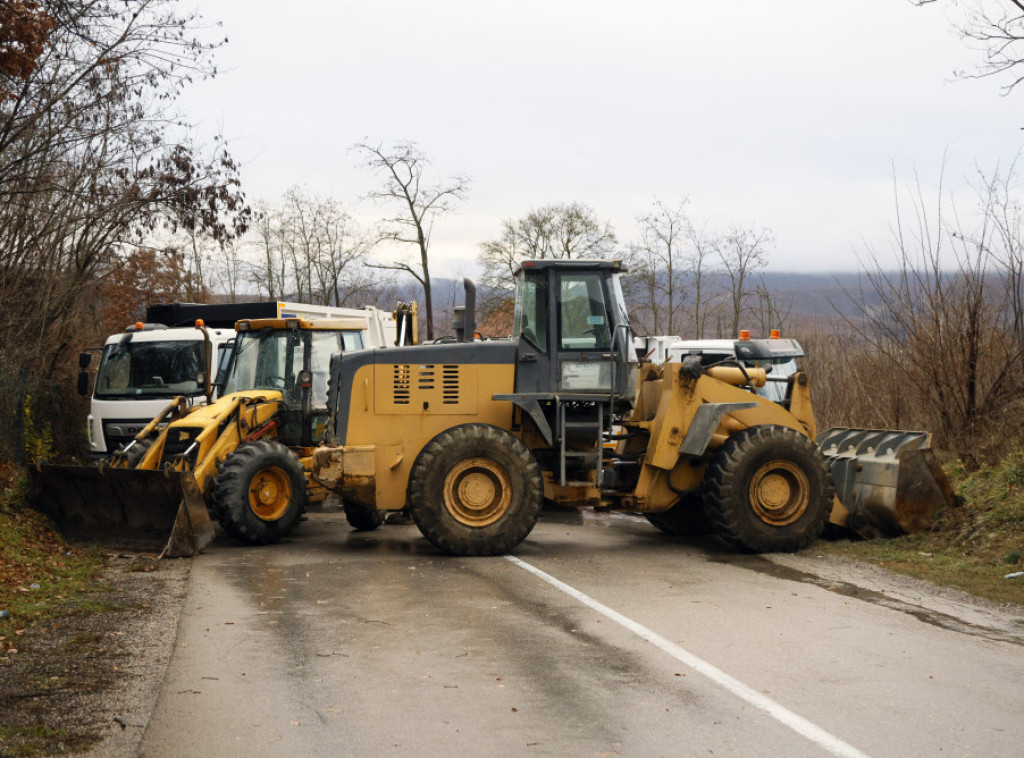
506, 555, 870, 758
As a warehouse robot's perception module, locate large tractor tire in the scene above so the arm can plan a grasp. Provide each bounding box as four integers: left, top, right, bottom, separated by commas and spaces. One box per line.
408, 424, 542, 556
210, 439, 307, 546
344, 502, 385, 531
704, 425, 832, 553
645, 496, 713, 536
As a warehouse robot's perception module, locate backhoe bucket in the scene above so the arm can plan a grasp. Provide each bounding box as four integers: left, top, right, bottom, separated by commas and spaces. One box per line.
27, 464, 214, 558
817, 428, 955, 539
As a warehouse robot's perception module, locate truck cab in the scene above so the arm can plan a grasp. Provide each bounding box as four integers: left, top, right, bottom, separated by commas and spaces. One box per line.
85, 323, 234, 458
667, 337, 803, 404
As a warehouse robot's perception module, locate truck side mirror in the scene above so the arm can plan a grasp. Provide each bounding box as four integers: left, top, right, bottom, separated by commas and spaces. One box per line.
77, 371, 89, 396
79, 351, 91, 369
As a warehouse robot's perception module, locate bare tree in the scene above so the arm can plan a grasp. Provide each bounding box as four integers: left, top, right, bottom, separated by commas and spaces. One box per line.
973, 154, 1024, 346
912, 0, 1024, 93
244, 187, 383, 306
681, 219, 720, 339
838, 163, 1024, 464
309, 196, 380, 308
477, 201, 617, 301
248, 203, 289, 300
208, 241, 247, 303
632, 198, 690, 336
752, 275, 793, 336
353, 140, 469, 340
715, 226, 773, 338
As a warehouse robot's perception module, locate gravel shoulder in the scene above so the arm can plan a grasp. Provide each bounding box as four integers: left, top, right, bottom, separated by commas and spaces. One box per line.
768, 550, 1024, 645
0, 552, 190, 757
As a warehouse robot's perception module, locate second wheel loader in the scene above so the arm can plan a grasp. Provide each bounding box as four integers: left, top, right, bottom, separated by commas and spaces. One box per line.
311, 260, 952, 556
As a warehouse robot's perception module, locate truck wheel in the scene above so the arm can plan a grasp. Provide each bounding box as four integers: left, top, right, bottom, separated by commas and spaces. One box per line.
344, 502, 384, 531
645, 496, 712, 535
704, 425, 832, 553
409, 424, 542, 556
211, 439, 307, 545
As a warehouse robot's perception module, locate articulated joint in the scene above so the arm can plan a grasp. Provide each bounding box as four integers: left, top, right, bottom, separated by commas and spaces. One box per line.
311, 445, 377, 509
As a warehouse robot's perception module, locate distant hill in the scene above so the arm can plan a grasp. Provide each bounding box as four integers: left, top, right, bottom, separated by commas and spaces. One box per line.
223, 271, 882, 336
757, 271, 878, 319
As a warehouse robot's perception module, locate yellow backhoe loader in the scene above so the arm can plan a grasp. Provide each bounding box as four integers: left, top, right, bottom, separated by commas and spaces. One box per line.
29, 312, 414, 557
311, 260, 953, 556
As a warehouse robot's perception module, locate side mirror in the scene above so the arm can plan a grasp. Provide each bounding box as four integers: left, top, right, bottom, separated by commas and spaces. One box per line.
78, 352, 92, 369
77, 371, 89, 396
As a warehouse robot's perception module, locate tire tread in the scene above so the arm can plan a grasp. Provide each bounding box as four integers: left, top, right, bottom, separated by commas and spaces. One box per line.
704, 425, 832, 553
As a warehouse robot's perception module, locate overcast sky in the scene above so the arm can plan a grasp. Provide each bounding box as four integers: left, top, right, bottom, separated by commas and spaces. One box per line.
179, 0, 1022, 276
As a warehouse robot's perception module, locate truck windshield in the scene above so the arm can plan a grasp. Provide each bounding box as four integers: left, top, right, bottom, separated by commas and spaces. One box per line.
223, 329, 364, 407
94, 341, 204, 398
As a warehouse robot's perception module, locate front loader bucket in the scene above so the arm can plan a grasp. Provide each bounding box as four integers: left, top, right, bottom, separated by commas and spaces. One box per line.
27, 464, 214, 558
817, 428, 955, 539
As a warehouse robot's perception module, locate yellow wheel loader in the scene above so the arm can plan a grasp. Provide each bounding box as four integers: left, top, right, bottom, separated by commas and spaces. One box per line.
29, 316, 386, 557
312, 260, 953, 556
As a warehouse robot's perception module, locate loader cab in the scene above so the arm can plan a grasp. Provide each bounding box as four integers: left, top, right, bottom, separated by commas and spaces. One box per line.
505, 260, 637, 487
512, 259, 636, 406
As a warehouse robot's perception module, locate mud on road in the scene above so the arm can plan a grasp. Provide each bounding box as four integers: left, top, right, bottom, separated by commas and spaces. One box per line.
0, 553, 189, 757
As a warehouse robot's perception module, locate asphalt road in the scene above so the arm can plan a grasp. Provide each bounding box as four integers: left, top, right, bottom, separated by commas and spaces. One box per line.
139, 511, 1024, 758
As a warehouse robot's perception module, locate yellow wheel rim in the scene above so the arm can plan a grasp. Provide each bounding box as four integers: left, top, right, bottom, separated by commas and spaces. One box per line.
443, 457, 512, 527
748, 460, 809, 527
248, 466, 292, 522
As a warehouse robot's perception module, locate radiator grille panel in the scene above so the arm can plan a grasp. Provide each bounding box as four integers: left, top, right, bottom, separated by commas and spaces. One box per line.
393, 364, 411, 404
442, 365, 459, 404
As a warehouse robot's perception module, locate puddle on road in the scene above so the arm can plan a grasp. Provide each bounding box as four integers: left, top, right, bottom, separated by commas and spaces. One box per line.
707, 552, 1024, 648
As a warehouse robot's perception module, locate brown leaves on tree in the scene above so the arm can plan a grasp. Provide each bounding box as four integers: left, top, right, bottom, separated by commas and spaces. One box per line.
0, 1, 248, 463
98, 248, 205, 334
0, 1, 56, 98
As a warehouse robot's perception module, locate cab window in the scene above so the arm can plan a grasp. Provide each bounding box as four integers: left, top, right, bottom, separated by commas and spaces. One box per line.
513, 271, 548, 352
559, 273, 612, 351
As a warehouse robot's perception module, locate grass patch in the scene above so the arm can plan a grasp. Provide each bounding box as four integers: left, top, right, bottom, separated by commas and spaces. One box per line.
820, 453, 1024, 606
58, 630, 103, 655
0, 725, 85, 757
0, 464, 104, 636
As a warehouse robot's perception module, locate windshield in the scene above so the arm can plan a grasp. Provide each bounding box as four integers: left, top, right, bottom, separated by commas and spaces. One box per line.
558, 272, 613, 352
222, 329, 364, 407
94, 340, 204, 398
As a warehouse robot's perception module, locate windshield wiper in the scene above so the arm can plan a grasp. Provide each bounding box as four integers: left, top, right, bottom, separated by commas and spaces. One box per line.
237, 327, 274, 355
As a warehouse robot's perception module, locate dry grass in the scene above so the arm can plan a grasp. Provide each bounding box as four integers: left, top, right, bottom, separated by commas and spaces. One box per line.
820, 453, 1024, 606
0, 465, 104, 652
